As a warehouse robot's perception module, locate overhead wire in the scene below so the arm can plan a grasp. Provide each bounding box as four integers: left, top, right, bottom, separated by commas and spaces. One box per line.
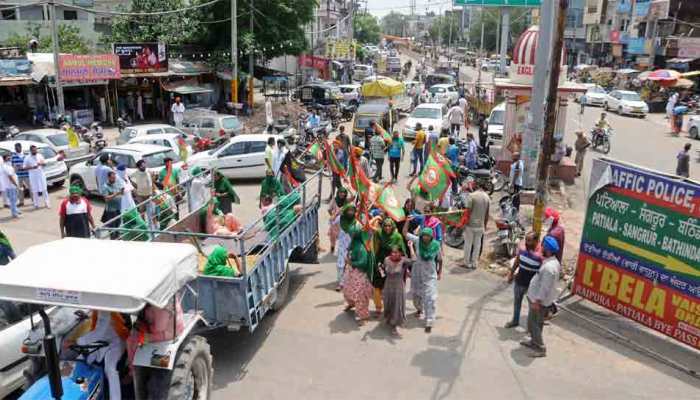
54, 0, 225, 16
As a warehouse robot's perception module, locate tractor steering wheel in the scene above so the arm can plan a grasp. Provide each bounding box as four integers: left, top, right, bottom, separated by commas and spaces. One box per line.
69, 341, 109, 358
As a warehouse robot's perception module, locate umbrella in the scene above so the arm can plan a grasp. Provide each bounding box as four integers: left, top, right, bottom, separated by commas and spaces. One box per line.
644, 69, 681, 81
672, 78, 695, 88
361, 78, 406, 98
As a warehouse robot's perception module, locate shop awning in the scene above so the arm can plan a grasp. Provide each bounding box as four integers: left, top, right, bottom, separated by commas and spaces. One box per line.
217, 65, 291, 81
666, 58, 697, 64
169, 60, 212, 76
161, 79, 214, 94
0, 76, 34, 86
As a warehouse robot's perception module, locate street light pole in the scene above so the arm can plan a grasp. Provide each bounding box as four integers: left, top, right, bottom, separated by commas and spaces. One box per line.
532, 0, 568, 235
231, 0, 238, 104
50, 1, 65, 114
248, 0, 254, 112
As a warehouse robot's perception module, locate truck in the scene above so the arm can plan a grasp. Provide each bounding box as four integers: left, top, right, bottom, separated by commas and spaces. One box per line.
95, 169, 322, 333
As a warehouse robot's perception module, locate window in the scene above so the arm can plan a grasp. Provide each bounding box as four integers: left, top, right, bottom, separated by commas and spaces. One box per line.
147, 129, 163, 135
111, 153, 136, 168
220, 142, 247, 157
249, 141, 266, 154
63, 10, 78, 20
142, 150, 179, 168
1, 9, 17, 20
163, 127, 185, 135
48, 133, 70, 146
201, 118, 215, 129
221, 117, 241, 130
0, 301, 28, 329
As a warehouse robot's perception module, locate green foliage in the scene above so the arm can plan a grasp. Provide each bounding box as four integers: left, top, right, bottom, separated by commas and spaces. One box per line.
428, 15, 460, 46
354, 13, 381, 45
468, 8, 532, 52
205, 0, 316, 61
3, 23, 91, 54
381, 12, 407, 37
109, 0, 206, 45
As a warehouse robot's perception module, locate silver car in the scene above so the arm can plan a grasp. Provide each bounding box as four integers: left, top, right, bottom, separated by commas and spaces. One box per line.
181, 113, 243, 141
14, 128, 91, 166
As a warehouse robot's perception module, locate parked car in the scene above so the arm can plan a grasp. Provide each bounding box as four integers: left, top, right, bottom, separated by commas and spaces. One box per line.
403, 103, 449, 140
128, 132, 195, 159
604, 90, 649, 117
117, 123, 189, 145
181, 114, 244, 140
13, 128, 91, 166
352, 102, 397, 138
424, 73, 456, 88
427, 84, 459, 106
188, 134, 280, 179
0, 140, 67, 187
69, 144, 181, 195
338, 84, 362, 106
486, 102, 506, 145
579, 84, 607, 106
688, 115, 700, 139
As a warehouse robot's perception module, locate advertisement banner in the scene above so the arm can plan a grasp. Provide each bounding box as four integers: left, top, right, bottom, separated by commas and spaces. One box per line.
649, 0, 670, 19
678, 38, 700, 59
635, 0, 651, 17
58, 54, 120, 82
114, 43, 168, 74
609, 30, 621, 44
0, 59, 31, 76
617, 0, 632, 13
612, 44, 623, 58
572, 159, 700, 351
627, 37, 646, 55
325, 39, 356, 60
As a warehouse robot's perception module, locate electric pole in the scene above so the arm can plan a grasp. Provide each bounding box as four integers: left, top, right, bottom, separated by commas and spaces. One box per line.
248, 0, 254, 112
50, 1, 64, 114
231, 0, 238, 103
499, 7, 510, 76
532, 0, 568, 235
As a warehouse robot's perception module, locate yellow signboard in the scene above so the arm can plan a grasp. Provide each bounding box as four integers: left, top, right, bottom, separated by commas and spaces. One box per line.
325, 39, 356, 60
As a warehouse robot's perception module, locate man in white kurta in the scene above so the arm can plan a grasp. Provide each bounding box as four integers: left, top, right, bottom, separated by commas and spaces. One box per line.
22, 145, 49, 208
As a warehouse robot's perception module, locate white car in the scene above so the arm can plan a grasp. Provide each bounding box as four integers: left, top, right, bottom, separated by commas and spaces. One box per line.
403, 103, 449, 140
338, 84, 362, 106
580, 84, 607, 107
188, 134, 280, 179
128, 133, 195, 159
353, 64, 374, 81
427, 84, 459, 106
69, 143, 182, 195
604, 90, 649, 117
486, 102, 506, 145
688, 115, 700, 140
117, 124, 189, 145
0, 301, 38, 397
13, 128, 91, 166
0, 140, 68, 187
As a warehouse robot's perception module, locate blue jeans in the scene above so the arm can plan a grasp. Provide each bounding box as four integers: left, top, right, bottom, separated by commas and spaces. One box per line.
411, 148, 424, 175
4, 187, 18, 217
512, 283, 528, 325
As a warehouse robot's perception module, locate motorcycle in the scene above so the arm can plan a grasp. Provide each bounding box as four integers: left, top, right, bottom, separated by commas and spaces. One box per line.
590, 126, 612, 154
117, 113, 131, 133
444, 193, 467, 248
455, 164, 500, 195
495, 195, 524, 258
339, 103, 356, 122
92, 122, 107, 152
0, 118, 20, 141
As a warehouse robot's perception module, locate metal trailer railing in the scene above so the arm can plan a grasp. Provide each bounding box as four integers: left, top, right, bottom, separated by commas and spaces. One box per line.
95, 169, 323, 332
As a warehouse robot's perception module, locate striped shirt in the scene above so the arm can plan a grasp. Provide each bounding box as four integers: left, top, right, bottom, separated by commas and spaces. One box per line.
11, 152, 28, 178
514, 248, 543, 287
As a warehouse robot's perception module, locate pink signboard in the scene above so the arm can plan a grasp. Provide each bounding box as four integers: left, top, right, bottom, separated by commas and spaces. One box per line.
58, 54, 121, 82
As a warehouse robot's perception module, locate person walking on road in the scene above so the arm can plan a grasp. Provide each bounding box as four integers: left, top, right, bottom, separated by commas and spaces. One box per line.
505, 232, 543, 328
543, 207, 565, 264
509, 152, 524, 215
265, 136, 275, 173
410, 123, 426, 176
461, 182, 490, 269
447, 103, 465, 137
369, 130, 387, 182
403, 223, 442, 333
23, 145, 49, 209
387, 130, 404, 183
666, 91, 678, 121
520, 236, 561, 358
381, 245, 409, 337
171, 96, 185, 127
676, 143, 691, 178
101, 171, 124, 236
341, 205, 374, 325
11, 143, 28, 207
459, 96, 469, 134
574, 130, 591, 177
0, 154, 20, 218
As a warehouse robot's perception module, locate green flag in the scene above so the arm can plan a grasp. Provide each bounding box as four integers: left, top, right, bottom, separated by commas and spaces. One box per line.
326, 141, 346, 177
308, 142, 323, 163
376, 184, 405, 222
437, 209, 470, 228
417, 153, 454, 201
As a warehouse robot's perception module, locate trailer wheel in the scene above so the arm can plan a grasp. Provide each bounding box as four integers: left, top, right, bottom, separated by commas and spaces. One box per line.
271, 263, 291, 312
147, 335, 213, 400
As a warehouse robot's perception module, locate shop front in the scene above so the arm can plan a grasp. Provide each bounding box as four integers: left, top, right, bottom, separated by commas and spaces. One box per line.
0, 58, 34, 123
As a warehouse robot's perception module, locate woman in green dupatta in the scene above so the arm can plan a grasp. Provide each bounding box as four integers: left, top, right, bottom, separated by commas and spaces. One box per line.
403, 222, 443, 333
340, 204, 375, 324
259, 169, 285, 207
203, 246, 240, 277
213, 171, 240, 214
0, 230, 15, 265
371, 218, 407, 315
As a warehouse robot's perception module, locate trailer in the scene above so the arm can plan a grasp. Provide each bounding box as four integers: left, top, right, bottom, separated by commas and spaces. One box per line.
95, 169, 322, 333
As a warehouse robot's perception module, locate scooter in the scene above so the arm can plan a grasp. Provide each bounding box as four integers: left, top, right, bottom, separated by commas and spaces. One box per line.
339, 103, 356, 122
92, 122, 107, 152
0, 118, 19, 141
590, 126, 613, 154
495, 195, 524, 258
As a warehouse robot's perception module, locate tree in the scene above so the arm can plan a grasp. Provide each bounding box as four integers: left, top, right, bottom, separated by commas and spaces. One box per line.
381, 11, 407, 37
354, 13, 381, 45
2, 23, 91, 54
467, 8, 531, 53
109, 0, 206, 45
428, 15, 460, 46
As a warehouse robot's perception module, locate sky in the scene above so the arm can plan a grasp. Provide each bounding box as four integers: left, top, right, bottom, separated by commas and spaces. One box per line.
367, 0, 462, 18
